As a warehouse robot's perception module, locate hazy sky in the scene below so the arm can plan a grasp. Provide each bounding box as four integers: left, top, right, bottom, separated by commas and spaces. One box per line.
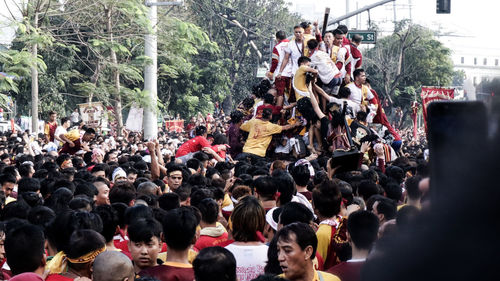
288, 0, 500, 56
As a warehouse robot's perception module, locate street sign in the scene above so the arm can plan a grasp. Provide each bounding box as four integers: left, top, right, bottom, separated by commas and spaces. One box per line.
347, 30, 377, 44
256, 67, 268, 78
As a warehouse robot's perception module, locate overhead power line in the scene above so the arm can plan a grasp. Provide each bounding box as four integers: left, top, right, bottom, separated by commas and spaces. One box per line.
206, 0, 278, 30
186, 0, 267, 39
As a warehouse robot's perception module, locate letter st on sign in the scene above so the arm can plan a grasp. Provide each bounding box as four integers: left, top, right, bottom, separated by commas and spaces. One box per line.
347, 31, 377, 44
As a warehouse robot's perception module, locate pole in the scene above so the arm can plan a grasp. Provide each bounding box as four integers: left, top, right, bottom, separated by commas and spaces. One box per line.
356, 2, 359, 29
408, 0, 412, 21
143, 0, 158, 140
393, 1, 397, 30
345, 0, 350, 27
327, 0, 395, 27
143, 1, 183, 140
31, 11, 39, 135
321, 7, 330, 37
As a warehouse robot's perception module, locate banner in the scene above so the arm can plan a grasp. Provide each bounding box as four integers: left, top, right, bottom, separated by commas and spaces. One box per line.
78, 102, 107, 130
165, 120, 184, 133
421, 87, 454, 131
125, 106, 143, 132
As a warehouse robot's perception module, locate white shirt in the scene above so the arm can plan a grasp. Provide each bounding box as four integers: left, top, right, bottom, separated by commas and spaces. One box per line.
347, 83, 374, 105
275, 40, 293, 77
328, 96, 361, 118
70, 111, 79, 123
275, 136, 291, 153
310, 50, 340, 84
252, 100, 264, 117
292, 192, 315, 216
285, 39, 305, 75
54, 126, 68, 147
336, 46, 350, 77
225, 243, 268, 281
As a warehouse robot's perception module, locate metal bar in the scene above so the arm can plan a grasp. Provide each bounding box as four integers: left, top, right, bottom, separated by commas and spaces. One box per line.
327, 0, 395, 26
145, 1, 183, 7
321, 7, 330, 37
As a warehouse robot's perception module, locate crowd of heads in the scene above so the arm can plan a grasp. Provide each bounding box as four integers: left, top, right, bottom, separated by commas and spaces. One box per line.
0, 19, 451, 281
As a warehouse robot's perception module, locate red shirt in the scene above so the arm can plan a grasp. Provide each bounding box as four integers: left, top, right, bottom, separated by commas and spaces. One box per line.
255, 104, 281, 119
342, 37, 351, 46
59, 139, 82, 155
194, 232, 229, 251
186, 123, 196, 132
327, 260, 365, 281
45, 274, 74, 281
139, 263, 194, 281
210, 145, 227, 159
47, 122, 58, 142
175, 136, 211, 157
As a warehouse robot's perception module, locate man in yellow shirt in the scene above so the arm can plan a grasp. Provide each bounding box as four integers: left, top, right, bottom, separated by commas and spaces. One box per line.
293, 56, 318, 101
313, 180, 347, 270
59, 127, 96, 155
277, 223, 340, 281
236, 108, 300, 161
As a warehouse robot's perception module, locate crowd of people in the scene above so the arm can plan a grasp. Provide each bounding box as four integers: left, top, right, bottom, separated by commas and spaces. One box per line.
0, 22, 431, 281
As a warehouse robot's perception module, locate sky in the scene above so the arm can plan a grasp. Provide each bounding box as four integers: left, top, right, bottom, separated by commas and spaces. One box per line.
287, 0, 500, 56
2, 0, 499, 59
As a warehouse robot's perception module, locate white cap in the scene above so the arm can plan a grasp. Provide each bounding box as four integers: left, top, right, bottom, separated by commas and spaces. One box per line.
266, 207, 279, 231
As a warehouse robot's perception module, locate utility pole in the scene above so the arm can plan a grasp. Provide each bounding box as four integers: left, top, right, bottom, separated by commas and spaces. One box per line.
408, 0, 413, 21
31, 10, 39, 135
345, 0, 350, 27
143, 0, 183, 140
356, 2, 359, 29
393, 1, 397, 30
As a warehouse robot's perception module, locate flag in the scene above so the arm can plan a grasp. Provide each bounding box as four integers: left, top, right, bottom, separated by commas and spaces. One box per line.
165, 120, 184, 133
421, 87, 454, 131
371, 89, 401, 141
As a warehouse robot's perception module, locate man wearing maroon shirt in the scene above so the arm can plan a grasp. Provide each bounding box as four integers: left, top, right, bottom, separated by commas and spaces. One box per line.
139, 208, 197, 281
255, 93, 281, 120
328, 211, 379, 281
226, 111, 244, 159
267, 31, 291, 108
349, 35, 363, 76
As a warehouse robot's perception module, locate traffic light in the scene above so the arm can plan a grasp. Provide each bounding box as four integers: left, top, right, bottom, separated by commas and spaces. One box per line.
436, 0, 450, 14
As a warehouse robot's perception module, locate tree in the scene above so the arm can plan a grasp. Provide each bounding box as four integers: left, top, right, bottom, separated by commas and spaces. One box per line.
2, 0, 54, 132
44, 0, 151, 135
364, 20, 455, 127
155, 18, 229, 119
4, 0, 301, 128
185, 0, 302, 112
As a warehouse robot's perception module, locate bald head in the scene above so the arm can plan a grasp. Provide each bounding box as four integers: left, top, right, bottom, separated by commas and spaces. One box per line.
93, 251, 134, 281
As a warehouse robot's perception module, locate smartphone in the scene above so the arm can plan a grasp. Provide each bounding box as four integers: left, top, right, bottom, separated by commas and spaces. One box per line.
427, 101, 487, 204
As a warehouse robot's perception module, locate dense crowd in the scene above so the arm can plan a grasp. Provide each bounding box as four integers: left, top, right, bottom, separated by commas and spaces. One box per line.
0, 22, 431, 281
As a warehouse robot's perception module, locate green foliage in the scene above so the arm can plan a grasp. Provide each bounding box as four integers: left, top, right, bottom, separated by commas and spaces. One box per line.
6, 0, 301, 123
186, 0, 303, 110
156, 18, 230, 118
364, 21, 455, 125
452, 70, 466, 87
